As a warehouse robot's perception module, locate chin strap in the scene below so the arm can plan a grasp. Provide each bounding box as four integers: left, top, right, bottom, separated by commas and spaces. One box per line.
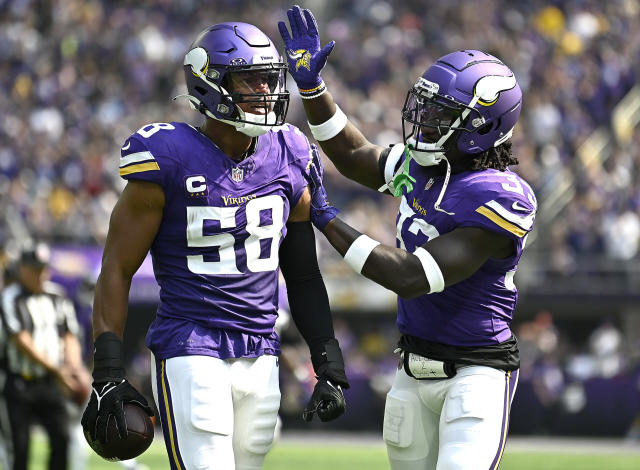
174, 94, 275, 137
434, 157, 455, 215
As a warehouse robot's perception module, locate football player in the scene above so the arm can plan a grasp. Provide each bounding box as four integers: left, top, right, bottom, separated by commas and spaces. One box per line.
280, 6, 536, 470
81, 23, 349, 470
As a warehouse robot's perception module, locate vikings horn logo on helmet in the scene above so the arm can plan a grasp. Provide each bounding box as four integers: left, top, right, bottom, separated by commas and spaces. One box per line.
474, 74, 518, 106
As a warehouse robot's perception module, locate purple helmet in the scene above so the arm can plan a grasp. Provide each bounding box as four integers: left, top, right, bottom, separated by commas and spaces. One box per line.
402, 50, 521, 163
182, 23, 289, 133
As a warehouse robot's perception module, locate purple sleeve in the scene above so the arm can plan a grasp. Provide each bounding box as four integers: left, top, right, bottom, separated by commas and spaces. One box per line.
118, 124, 178, 187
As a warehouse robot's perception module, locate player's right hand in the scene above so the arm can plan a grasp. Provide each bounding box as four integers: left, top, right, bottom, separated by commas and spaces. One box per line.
306, 145, 339, 231
81, 379, 153, 443
278, 5, 335, 91
302, 376, 346, 422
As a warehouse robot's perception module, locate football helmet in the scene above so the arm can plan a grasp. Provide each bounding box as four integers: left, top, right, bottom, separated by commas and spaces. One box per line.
181, 23, 289, 137
402, 50, 522, 166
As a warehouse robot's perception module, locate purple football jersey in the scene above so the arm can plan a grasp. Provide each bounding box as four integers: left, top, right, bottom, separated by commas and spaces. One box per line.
119, 122, 312, 359
395, 158, 536, 347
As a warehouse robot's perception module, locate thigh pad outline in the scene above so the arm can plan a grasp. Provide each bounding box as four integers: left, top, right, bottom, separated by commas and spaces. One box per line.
186, 363, 234, 436
444, 378, 492, 423
383, 393, 416, 448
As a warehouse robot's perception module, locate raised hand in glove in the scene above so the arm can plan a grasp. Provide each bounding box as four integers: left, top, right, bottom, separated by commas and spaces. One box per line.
81, 379, 153, 443
278, 5, 335, 96
303, 376, 346, 422
305, 144, 339, 231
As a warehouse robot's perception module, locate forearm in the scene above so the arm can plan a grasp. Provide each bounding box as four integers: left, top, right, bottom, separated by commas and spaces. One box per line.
280, 222, 348, 386
304, 93, 383, 189
92, 266, 131, 340
323, 218, 430, 299
280, 223, 335, 349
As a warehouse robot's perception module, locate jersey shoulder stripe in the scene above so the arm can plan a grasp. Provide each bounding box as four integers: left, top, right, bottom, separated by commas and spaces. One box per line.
119, 161, 161, 176
120, 150, 156, 168
484, 200, 535, 230
475, 205, 527, 237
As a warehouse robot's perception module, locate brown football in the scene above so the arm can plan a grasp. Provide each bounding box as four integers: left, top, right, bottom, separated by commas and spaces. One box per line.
84, 403, 154, 461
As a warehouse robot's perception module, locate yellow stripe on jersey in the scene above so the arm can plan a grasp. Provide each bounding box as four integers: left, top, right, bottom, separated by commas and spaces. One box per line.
476, 206, 527, 238
119, 162, 160, 176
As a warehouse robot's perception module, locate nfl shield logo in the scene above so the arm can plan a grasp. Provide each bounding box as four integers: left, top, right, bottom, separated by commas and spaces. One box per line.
231, 167, 244, 183
425, 178, 435, 190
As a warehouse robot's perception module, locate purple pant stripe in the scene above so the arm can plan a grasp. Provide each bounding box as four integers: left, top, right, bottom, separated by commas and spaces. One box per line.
155, 359, 186, 470
489, 369, 519, 470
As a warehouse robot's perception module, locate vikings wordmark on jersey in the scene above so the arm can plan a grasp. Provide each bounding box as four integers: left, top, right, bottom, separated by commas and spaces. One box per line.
394, 157, 536, 348
119, 122, 312, 360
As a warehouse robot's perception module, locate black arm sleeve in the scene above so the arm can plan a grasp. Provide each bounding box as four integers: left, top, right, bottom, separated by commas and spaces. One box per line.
279, 221, 349, 387
377, 146, 392, 182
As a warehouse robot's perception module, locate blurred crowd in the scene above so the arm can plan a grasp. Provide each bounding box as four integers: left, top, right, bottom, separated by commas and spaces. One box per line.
1, 0, 640, 276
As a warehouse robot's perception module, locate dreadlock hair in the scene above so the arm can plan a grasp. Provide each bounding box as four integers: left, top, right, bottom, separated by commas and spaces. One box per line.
469, 142, 518, 171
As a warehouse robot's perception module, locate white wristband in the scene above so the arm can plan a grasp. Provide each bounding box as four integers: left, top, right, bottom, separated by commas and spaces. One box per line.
413, 247, 445, 293
308, 105, 348, 141
343, 235, 380, 274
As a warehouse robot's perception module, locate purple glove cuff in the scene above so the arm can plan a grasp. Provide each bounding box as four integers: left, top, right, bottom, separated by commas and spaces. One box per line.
299, 79, 327, 99
311, 206, 339, 231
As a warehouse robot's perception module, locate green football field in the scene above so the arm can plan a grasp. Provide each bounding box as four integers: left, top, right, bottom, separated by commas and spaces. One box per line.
28, 435, 640, 470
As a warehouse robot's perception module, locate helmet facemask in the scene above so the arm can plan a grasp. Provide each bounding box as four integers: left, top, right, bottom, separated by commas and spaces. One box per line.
220, 64, 289, 130
401, 77, 483, 167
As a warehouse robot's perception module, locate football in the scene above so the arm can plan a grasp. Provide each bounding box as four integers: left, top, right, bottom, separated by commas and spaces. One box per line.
84, 403, 155, 461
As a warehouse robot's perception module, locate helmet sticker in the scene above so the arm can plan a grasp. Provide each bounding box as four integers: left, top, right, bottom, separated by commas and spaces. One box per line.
474, 74, 517, 106
184, 47, 209, 77
417, 77, 439, 96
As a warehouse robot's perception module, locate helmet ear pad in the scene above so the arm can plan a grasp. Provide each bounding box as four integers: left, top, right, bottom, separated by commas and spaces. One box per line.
183, 64, 236, 120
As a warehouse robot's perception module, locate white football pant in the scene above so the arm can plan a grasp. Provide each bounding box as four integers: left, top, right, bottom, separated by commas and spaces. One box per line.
383, 365, 519, 470
151, 354, 280, 470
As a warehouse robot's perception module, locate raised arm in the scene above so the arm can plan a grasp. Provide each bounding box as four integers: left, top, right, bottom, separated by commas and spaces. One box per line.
279, 5, 386, 190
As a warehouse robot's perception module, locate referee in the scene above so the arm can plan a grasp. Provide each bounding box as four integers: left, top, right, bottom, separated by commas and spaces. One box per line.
0, 244, 90, 470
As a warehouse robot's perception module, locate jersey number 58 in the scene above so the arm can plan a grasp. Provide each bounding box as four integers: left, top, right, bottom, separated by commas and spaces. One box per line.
186, 195, 284, 275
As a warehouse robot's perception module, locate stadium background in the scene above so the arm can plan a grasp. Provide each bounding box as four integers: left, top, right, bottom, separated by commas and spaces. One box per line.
1, 0, 640, 452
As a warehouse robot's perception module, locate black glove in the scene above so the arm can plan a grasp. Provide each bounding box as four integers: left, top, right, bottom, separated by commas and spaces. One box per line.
303, 376, 346, 422
81, 332, 153, 443
303, 339, 349, 422
81, 379, 153, 442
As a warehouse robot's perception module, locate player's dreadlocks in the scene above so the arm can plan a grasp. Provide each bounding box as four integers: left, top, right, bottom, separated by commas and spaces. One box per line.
469, 142, 518, 171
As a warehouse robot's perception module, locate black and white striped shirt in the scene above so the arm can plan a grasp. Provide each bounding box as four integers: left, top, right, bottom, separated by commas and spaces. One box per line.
0, 282, 78, 380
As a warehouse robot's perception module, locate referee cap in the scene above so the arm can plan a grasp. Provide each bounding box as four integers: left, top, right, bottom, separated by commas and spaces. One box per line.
19, 243, 51, 268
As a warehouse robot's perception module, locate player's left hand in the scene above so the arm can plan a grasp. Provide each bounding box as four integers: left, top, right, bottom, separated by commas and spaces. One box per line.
306, 145, 339, 231
278, 5, 335, 91
302, 376, 346, 422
